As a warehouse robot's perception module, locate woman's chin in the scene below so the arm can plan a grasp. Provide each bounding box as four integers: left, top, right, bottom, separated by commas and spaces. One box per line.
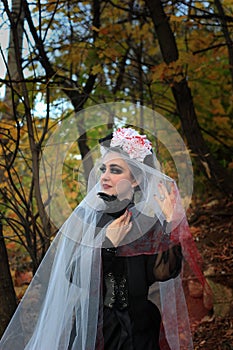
101, 189, 116, 196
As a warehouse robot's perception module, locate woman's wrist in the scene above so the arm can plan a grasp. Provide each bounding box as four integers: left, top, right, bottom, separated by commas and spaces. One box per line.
105, 231, 119, 247
165, 215, 172, 223
162, 220, 172, 235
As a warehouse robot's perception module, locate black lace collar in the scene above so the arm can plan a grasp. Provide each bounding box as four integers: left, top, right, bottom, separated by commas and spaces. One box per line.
97, 192, 134, 218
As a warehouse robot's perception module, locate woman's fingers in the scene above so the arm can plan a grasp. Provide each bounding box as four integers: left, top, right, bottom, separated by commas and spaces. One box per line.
108, 209, 132, 230
124, 209, 132, 224
154, 181, 177, 222
169, 182, 176, 205
158, 181, 169, 200
154, 183, 168, 205
117, 209, 132, 224
106, 209, 133, 246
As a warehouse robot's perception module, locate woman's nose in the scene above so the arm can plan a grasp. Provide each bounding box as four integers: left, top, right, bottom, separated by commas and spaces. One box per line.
101, 169, 110, 180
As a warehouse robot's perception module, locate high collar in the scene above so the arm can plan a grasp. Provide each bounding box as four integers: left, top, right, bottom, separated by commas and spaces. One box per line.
97, 192, 134, 218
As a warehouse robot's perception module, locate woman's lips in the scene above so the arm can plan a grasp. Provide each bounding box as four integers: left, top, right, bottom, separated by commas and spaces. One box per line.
102, 184, 112, 190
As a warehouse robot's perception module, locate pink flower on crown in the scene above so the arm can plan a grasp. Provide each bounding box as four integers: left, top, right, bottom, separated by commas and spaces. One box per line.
110, 128, 152, 162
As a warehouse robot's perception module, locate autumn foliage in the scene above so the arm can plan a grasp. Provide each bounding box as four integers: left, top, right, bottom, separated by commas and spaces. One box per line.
0, 0, 232, 338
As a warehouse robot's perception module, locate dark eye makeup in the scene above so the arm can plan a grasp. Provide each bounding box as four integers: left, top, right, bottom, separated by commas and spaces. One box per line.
99, 165, 106, 173
99, 164, 124, 174
110, 166, 123, 174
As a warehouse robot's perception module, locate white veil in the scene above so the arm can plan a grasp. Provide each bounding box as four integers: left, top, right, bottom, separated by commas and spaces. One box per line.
0, 103, 210, 350
0, 149, 204, 350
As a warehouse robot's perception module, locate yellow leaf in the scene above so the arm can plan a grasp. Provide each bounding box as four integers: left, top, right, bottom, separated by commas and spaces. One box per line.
0, 101, 11, 113
169, 15, 187, 22
91, 26, 100, 32
91, 64, 103, 75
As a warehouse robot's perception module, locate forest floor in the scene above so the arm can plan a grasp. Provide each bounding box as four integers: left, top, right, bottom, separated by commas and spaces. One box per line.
188, 196, 233, 350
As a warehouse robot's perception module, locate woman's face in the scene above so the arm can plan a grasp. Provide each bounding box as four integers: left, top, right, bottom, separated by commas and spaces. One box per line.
100, 152, 137, 199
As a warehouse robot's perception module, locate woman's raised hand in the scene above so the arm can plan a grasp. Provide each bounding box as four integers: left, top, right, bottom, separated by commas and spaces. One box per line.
154, 181, 176, 222
105, 209, 132, 247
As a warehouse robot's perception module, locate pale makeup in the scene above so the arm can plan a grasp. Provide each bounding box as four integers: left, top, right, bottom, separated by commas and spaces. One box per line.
100, 152, 137, 200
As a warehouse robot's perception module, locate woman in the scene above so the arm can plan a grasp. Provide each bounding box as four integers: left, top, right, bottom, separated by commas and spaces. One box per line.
93, 137, 183, 350
0, 127, 207, 350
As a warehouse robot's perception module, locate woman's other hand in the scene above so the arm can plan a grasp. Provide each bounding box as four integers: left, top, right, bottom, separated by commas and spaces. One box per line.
154, 182, 176, 222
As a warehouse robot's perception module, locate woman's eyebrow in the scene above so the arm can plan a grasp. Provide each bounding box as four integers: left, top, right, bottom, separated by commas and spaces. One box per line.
109, 163, 124, 169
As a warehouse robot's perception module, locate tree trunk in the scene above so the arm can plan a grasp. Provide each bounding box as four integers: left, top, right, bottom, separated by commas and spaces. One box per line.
2, 0, 24, 119
171, 79, 233, 193
0, 0, 24, 336
145, 0, 233, 194
0, 222, 17, 337
214, 0, 233, 94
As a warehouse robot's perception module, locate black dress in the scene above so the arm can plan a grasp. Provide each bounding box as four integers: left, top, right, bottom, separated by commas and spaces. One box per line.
102, 247, 162, 350
100, 206, 182, 350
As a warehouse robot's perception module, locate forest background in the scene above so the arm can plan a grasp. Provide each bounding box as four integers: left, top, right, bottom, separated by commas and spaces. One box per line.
0, 0, 232, 348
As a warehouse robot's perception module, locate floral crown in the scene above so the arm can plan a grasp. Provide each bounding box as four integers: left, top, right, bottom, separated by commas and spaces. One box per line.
108, 127, 152, 162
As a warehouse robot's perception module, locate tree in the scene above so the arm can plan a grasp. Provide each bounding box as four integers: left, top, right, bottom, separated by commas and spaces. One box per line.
0, 223, 17, 337
0, 0, 26, 335
145, 0, 233, 194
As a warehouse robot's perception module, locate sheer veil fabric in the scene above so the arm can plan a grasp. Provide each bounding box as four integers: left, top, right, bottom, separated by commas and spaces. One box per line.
0, 141, 208, 350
